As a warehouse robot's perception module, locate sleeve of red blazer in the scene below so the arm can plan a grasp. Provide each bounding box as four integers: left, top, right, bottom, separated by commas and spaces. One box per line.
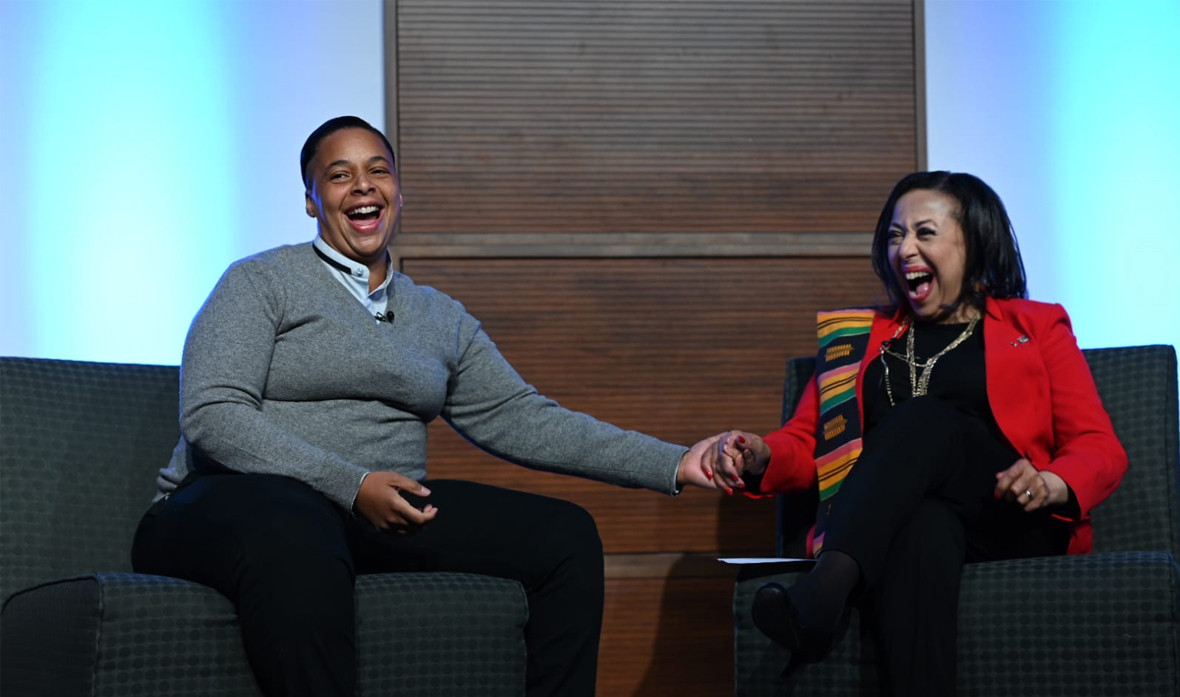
1033, 305, 1127, 519
757, 374, 820, 494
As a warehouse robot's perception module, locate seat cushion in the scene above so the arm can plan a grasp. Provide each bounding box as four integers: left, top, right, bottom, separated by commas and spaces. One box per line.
355, 572, 529, 695
2, 571, 528, 697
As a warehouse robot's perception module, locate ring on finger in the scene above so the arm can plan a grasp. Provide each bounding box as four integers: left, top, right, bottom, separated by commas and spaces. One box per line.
1024, 489, 1034, 501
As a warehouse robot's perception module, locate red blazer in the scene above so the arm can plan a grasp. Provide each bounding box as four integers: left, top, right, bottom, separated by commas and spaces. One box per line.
760, 297, 1127, 555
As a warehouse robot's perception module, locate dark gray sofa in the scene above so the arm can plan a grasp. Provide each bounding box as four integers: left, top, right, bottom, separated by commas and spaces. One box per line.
0, 357, 528, 696
734, 344, 1180, 696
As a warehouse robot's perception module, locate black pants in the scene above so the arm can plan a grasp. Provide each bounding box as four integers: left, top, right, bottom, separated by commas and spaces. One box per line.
822, 397, 1070, 697
131, 474, 604, 697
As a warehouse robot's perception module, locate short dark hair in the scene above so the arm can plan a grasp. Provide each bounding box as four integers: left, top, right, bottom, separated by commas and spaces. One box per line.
870, 171, 1028, 317
300, 116, 396, 188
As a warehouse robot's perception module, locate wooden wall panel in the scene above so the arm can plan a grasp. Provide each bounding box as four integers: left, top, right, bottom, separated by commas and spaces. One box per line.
402, 256, 886, 554
383, 2, 919, 693
601, 570, 737, 696
389, 0, 917, 235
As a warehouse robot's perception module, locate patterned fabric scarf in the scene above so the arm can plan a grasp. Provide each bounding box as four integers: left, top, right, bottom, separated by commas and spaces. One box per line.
811, 308, 875, 553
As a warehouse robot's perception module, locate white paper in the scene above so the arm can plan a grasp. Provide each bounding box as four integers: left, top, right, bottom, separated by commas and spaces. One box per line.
717, 557, 814, 565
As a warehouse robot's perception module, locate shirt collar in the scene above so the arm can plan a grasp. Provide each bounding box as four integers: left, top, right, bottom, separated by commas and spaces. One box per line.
312, 236, 373, 280
311, 236, 394, 304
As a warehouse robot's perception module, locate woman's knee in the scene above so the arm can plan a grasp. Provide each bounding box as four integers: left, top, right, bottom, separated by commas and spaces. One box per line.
552, 499, 603, 559
529, 498, 604, 597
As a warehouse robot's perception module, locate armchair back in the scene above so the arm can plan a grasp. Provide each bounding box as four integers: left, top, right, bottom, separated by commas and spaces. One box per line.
0, 357, 179, 604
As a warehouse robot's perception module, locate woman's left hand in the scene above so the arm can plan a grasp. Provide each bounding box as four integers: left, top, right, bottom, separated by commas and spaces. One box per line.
994, 458, 1068, 512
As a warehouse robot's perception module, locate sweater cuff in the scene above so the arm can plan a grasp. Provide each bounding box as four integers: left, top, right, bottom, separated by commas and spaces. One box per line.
668, 447, 688, 495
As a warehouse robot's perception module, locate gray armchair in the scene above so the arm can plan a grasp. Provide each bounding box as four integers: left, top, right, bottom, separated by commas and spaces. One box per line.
734, 345, 1180, 696
0, 357, 528, 696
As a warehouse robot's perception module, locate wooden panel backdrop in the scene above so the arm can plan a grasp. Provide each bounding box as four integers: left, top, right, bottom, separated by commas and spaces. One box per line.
383, 1, 921, 694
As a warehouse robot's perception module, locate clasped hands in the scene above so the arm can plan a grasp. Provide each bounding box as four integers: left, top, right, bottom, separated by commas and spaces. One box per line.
676, 430, 771, 494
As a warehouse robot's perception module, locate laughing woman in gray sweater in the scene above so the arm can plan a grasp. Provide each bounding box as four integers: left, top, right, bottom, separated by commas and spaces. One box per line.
132, 116, 721, 697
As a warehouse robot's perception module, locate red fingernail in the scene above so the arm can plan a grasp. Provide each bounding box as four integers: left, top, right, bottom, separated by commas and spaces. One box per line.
735, 480, 746, 488
705, 470, 713, 480
737, 436, 746, 444
724, 487, 734, 495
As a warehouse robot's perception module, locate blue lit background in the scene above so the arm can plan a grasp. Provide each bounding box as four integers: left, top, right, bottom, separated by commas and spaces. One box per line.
0, 0, 384, 364
2, 0, 1177, 364
926, 0, 1180, 353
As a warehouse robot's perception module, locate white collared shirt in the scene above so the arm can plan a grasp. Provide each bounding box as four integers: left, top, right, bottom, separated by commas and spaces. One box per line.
311, 236, 393, 323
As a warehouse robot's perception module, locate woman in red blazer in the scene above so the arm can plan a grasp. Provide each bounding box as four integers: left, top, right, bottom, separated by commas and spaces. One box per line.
705, 172, 1126, 696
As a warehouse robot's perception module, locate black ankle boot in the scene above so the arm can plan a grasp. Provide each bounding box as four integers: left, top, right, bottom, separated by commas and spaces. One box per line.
751, 582, 840, 661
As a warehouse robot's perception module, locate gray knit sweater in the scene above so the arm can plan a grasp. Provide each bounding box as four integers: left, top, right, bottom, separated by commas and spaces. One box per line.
155, 243, 686, 509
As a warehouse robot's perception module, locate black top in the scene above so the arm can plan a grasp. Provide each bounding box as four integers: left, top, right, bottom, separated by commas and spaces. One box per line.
863, 320, 1003, 441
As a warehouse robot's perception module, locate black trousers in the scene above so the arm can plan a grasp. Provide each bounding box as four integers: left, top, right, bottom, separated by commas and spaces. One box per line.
821, 396, 1070, 697
131, 474, 604, 697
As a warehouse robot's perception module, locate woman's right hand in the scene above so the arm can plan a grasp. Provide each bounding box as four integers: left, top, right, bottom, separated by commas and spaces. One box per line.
354, 471, 438, 531
704, 430, 770, 492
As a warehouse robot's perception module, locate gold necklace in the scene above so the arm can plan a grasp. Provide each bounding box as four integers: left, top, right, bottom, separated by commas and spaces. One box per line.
879, 315, 979, 406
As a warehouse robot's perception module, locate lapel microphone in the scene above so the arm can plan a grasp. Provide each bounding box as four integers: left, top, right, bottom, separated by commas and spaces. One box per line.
375, 311, 395, 324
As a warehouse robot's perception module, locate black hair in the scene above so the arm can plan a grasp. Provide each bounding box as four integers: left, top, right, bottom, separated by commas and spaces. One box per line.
870, 171, 1028, 318
300, 116, 396, 188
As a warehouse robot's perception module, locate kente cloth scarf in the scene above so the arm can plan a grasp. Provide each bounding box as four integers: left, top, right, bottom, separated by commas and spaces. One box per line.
811, 308, 875, 553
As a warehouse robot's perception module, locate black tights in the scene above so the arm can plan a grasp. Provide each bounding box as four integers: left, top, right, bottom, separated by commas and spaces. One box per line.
132, 474, 604, 697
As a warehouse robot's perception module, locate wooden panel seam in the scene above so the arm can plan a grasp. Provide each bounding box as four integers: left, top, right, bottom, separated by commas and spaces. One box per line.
393, 231, 875, 261
382, 0, 400, 156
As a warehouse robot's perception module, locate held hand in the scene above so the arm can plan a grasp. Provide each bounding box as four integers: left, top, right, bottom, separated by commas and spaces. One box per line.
354, 471, 438, 531
678, 434, 726, 491
681, 430, 769, 494
994, 458, 1068, 512
713, 430, 769, 492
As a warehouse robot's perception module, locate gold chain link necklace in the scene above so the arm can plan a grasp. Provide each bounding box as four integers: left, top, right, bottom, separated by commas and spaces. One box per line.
879, 315, 980, 406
